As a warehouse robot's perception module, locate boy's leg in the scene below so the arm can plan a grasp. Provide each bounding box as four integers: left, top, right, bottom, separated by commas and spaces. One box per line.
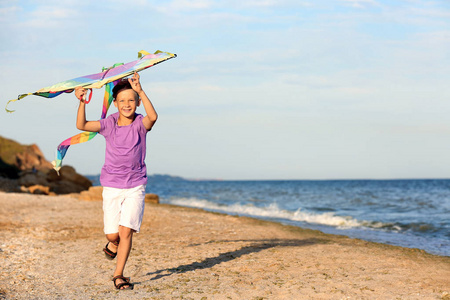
109, 185, 144, 289
113, 184, 144, 275
103, 186, 123, 250
113, 225, 134, 286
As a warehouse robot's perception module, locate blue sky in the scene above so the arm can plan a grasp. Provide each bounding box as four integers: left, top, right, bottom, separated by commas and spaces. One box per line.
1, 0, 449, 180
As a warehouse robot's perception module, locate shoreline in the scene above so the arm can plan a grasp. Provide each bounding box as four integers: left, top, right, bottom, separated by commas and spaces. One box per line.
1, 192, 449, 299
163, 202, 448, 258
161, 201, 449, 258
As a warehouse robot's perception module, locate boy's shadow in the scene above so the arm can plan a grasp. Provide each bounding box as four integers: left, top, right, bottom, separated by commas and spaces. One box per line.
142, 238, 326, 281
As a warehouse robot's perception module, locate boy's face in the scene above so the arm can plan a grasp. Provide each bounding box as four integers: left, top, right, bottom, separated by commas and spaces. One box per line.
114, 89, 140, 118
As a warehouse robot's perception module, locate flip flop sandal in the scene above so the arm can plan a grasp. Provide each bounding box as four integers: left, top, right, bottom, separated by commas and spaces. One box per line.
103, 241, 119, 260
112, 275, 134, 290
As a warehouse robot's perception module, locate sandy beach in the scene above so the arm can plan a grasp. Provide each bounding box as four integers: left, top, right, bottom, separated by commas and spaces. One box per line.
0, 192, 449, 299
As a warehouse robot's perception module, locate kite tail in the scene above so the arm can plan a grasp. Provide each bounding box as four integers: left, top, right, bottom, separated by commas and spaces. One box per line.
101, 79, 118, 119
52, 131, 98, 174
51, 80, 118, 174
6, 91, 72, 112
5, 93, 33, 113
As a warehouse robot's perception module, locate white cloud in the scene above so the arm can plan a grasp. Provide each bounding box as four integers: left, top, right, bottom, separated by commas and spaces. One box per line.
409, 5, 450, 19
339, 0, 380, 9
156, 0, 214, 13
1, 2, 83, 31
226, 0, 313, 9
240, 0, 281, 7
0, 5, 20, 15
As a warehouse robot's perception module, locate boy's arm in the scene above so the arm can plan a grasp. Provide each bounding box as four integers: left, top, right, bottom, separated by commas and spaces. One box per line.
129, 72, 157, 131
75, 87, 101, 132
139, 90, 158, 131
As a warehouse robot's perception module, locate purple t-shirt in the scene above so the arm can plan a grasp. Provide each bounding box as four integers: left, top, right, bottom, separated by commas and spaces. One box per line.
99, 112, 148, 188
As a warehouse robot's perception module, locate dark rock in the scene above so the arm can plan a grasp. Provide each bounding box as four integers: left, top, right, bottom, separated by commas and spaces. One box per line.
145, 193, 160, 204
77, 186, 104, 201
0, 176, 21, 193
15, 144, 53, 171
0, 135, 92, 195
0, 157, 19, 179
49, 180, 88, 195
18, 170, 50, 187
58, 166, 92, 190
21, 185, 52, 195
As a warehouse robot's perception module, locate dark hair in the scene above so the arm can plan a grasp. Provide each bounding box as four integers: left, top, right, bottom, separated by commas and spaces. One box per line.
112, 79, 136, 100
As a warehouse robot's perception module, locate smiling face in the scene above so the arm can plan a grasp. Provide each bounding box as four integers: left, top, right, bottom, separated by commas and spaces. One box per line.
113, 89, 140, 120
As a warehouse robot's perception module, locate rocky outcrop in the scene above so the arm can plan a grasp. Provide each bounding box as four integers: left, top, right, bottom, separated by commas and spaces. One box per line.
0, 176, 21, 193
15, 144, 53, 171
14, 164, 92, 195
20, 184, 51, 195
0, 136, 92, 195
0, 136, 52, 177
145, 193, 160, 204
76, 186, 104, 201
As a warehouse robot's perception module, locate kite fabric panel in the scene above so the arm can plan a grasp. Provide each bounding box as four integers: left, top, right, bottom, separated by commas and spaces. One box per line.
5, 50, 176, 112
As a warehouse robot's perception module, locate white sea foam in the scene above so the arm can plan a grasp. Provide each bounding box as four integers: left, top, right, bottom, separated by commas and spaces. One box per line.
165, 197, 368, 229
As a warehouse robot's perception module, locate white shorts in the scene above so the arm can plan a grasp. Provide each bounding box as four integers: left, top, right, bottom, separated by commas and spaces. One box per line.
102, 185, 146, 234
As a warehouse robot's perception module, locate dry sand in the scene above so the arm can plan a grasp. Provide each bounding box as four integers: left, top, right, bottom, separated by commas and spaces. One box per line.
0, 192, 449, 299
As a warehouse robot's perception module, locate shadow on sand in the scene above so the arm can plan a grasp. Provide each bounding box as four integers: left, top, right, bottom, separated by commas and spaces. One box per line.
140, 238, 328, 282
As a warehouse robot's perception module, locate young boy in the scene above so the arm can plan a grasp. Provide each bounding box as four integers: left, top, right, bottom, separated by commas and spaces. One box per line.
75, 72, 157, 290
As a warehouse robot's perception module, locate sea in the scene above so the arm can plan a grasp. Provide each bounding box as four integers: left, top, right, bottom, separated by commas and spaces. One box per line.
88, 175, 450, 257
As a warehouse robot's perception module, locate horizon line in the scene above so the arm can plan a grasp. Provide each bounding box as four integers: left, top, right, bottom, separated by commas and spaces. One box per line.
83, 173, 450, 182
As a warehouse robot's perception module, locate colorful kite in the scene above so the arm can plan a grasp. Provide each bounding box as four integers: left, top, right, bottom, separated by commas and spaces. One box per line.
6, 50, 176, 112
6, 50, 176, 173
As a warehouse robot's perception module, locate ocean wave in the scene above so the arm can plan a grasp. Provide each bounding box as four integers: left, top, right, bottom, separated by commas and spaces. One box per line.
163, 197, 444, 235
164, 197, 381, 230
153, 179, 450, 256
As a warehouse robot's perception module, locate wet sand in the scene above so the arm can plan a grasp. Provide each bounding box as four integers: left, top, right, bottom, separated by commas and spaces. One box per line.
0, 192, 449, 299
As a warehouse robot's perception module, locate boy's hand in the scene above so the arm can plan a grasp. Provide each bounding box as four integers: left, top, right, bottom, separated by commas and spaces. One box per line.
128, 72, 143, 95
75, 86, 87, 102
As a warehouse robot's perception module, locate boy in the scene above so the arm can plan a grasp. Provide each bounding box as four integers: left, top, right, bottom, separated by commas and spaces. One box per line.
75, 72, 157, 290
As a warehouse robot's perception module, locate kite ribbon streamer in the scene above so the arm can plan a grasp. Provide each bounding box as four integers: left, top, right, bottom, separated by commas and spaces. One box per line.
51, 80, 118, 174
